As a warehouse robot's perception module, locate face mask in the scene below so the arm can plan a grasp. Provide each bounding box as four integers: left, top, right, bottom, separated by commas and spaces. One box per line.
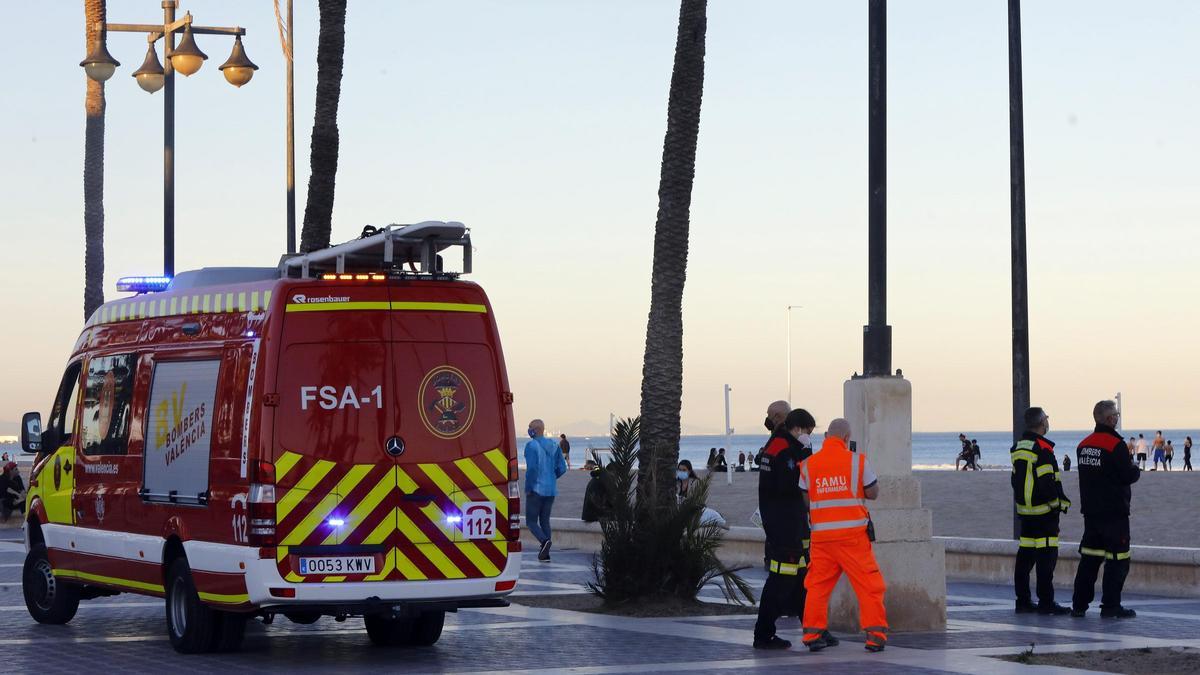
527, 429, 536, 438
676, 470, 688, 481
797, 433, 811, 447
764, 416, 775, 432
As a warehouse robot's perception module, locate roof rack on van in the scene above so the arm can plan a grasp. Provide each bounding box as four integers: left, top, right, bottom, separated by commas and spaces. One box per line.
280, 221, 472, 279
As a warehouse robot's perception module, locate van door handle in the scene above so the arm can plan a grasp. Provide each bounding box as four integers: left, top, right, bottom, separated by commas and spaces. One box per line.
401, 493, 435, 503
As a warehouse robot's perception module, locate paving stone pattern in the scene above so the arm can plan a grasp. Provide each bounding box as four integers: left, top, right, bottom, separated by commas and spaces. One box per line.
1, 538, 1198, 674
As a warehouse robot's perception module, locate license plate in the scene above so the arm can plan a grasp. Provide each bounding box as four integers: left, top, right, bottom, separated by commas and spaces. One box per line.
461, 502, 496, 540
297, 555, 376, 575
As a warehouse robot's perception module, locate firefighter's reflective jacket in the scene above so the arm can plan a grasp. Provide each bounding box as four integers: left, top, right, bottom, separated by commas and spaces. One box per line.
1011, 431, 1070, 516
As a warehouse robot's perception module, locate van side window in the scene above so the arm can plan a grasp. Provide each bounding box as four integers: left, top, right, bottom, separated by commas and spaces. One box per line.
81, 354, 137, 456
46, 362, 83, 450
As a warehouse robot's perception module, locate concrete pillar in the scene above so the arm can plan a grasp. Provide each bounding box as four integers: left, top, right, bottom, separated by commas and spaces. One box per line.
825, 375, 947, 632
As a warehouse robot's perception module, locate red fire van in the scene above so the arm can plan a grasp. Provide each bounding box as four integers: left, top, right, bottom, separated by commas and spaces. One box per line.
18, 222, 521, 653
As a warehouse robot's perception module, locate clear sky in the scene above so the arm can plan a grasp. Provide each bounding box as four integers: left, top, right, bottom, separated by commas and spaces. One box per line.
1, 1, 1198, 436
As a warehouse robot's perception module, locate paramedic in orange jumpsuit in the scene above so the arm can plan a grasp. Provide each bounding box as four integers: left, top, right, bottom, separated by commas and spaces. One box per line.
799, 418, 888, 653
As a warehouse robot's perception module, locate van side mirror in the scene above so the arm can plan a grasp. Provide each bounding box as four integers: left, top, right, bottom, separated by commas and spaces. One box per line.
20, 412, 42, 454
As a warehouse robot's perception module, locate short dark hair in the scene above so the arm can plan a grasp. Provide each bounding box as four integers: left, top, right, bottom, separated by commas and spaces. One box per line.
1023, 407, 1046, 430
785, 408, 816, 431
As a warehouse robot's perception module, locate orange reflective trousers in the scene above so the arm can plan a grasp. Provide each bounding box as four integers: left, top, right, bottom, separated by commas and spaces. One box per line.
802, 531, 888, 648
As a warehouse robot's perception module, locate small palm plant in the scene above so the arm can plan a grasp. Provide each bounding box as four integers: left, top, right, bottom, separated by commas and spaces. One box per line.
588, 416, 754, 606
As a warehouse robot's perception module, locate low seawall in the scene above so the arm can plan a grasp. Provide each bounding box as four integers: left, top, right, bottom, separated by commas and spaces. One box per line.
524, 517, 1200, 599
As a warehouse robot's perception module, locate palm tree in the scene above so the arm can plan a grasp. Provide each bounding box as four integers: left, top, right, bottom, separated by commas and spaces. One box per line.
638, 0, 708, 507
299, 0, 348, 253
83, 0, 107, 320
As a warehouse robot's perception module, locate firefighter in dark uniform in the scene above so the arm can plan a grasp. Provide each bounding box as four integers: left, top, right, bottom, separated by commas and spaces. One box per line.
1072, 400, 1140, 618
1010, 407, 1071, 614
753, 408, 838, 650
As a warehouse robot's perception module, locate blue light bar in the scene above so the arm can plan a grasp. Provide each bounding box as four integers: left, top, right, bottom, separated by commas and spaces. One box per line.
116, 275, 172, 294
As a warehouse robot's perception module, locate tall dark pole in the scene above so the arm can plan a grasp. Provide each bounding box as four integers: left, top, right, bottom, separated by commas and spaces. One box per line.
1008, 0, 1029, 443
285, 0, 296, 253
163, 0, 176, 277
863, 0, 891, 377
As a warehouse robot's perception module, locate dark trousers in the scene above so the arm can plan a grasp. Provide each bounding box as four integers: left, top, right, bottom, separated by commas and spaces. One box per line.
753, 544, 808, 641
754, 568, 807, 641
1014, 513, 1060, 606
1072, 515, 1131, 610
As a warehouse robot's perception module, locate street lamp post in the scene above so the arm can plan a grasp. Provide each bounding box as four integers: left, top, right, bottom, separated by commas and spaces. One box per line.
785, 305, 802, 404
80, 1, 257, 278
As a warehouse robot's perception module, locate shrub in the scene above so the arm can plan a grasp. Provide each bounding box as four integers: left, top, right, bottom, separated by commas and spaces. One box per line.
587, 416, 754, 606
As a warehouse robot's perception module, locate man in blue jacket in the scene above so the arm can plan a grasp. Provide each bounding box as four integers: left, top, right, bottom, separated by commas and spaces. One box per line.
525, 419, 567, 562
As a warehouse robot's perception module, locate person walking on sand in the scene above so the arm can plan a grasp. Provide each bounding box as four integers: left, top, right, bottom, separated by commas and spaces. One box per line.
801, 419, 888, 653
1072, 400, 1140, 618
754, 407, 826, 650
955, 433, 971, 470
524, 419, 567, 562
1011, 407, 1071, 615
558, 433, 572, 470
1185, 436, 1194, 471
970, 439, 982, 470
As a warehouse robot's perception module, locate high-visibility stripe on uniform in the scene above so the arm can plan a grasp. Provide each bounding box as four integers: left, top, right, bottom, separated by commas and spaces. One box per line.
1018, 536, 1059, 549
768, 559, 806, 575
808, 497, 866, 510
1080, 546, 1107, 557
806, 441, 871, 540
811, 518, 870, 532
1036, 464, 1054, 477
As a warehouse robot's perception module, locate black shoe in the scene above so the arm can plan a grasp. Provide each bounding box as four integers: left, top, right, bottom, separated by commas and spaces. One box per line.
821, 630, 840, 647
1070, 607, 1086, 618
1100, 606, 1136, 619
1015, 601, 1037, 614
864, 641, 886, 653
1038, 603, 1072, 616
537, 539, 551, 562
753, 636, 791, 650
804, 636, 828, 652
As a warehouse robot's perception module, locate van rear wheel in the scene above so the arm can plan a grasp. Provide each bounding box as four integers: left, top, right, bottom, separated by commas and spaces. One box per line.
23, 543, 80, 624
410, 611, 445, 646
165, 558, 216, 653
364, 614, 414, 646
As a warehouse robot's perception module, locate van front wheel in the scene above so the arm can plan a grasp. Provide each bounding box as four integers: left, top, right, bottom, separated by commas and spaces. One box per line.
23, 543, 80, 624
165, 558, 216, 653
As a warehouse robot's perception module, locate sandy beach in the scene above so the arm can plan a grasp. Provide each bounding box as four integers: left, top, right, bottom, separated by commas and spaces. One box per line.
546, 468, 1199, 548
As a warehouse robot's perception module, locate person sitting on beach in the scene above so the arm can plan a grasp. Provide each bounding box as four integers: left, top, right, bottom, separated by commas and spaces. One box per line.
737, 450, 747, 472
706, 447, 719, 471
713, 448, 729, 473
676, 460, 700, 500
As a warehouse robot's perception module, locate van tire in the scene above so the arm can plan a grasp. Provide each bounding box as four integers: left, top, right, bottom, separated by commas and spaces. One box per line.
410, 611, 445, 646
165, 558, 216, 653
23, 543, 80, 624
284, 611, 321, 625
209, 611, 248, 652
364, 614, 414, 646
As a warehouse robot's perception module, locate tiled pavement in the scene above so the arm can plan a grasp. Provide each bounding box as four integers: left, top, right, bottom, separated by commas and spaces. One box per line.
1, 537, 1197, 673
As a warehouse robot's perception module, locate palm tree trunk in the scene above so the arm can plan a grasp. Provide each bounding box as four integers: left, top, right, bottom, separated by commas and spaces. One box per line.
299, 0, 348, 253
83, 0, 107, 320
638, 0, 707, 508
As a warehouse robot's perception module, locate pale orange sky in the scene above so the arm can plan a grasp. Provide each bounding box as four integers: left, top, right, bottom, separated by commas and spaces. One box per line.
1, 1, 1198, 436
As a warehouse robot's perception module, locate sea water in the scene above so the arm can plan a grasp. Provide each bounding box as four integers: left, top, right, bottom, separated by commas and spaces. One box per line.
567, 428, 1197, 471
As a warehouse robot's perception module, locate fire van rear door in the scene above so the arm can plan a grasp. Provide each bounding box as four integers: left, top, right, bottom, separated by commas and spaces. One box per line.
388, 328, 510, 580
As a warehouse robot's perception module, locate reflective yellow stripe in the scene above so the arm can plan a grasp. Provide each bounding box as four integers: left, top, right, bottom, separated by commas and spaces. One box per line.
391, 301, 486, 313
453, 457, 508, 517
285, 301, 390, 313
1016, 504, 1052, 515
198, 591, 250, 604
276, 459, 336, 522
484, 448, 508, 478
326, 468, 397, 546
1024, 461, 1035, 507
365, 548, 398, 582
280, 492, 339, 546
1011, 450, 1038, 462
1080, 546, 1107, 557
275, 451, 303, 481
768, 558, 806, 575
419, 502, 500, 577
362, 504, 399, 546
393, 548, 426, 580
1047, 537, 1059, 548
396, 510, 464, 579
54, 569, 164, 593
284, 301, 486, 313
1019, 537, 1038, 548
1108, 551, 1131, 561
419, 464, 462, 507
1036, 464, 1054, 477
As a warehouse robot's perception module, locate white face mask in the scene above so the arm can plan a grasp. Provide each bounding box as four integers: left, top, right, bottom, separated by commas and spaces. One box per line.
796, 433, 812, 447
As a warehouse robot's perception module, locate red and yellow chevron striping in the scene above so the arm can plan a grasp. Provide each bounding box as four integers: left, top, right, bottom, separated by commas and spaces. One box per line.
273, 448, 511, 583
